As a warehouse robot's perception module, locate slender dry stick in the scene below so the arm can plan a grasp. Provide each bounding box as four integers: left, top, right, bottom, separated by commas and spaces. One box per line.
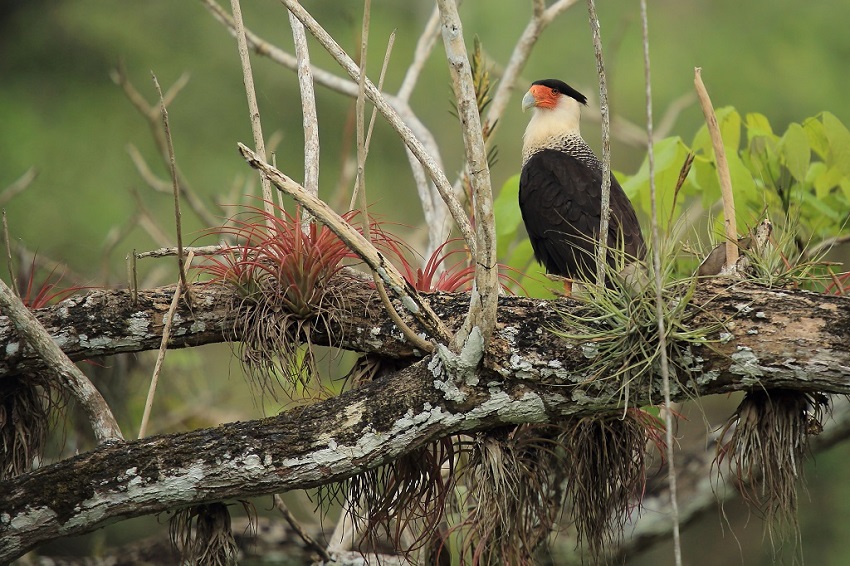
202, 0, 451, 256
586, 0, 613, 289
640, 3, 682, 565
230, 0, 275, 221
2, 211, 19, 297
272, 494, 331, 561
138, 253, 194, 439
350, 31, 396, 211
280, 0, 476, 258
437, 0, 499, 349
239, 144, 453, 345
694, 67, 738, 271
135, 245, 225, 260
112, 68, 220, 228
0, 277, 123, 443
288, 0, 319, 225
0, 167, 37, 207
349, 1, 429, 353
152, 74, 189, 293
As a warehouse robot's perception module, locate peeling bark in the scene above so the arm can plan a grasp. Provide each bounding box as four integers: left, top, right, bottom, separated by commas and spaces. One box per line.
1, 279, 850, 561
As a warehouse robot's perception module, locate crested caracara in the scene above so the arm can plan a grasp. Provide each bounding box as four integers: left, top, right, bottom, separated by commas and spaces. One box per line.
520, 79, 645, 284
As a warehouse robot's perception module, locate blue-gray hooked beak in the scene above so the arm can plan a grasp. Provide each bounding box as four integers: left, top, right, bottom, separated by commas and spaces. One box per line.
521, 89, 537, 112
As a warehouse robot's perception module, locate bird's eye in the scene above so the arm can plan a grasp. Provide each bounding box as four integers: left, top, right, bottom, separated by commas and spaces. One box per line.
550, 88, 559, 95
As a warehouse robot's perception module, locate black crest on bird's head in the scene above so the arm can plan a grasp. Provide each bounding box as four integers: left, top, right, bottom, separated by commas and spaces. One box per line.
531, 79, 587, 106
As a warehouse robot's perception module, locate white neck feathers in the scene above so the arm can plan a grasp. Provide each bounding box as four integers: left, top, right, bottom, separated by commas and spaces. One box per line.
522, 95, 583, 162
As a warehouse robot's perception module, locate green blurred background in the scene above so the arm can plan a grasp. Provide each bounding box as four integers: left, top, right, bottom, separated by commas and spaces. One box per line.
3, 1, 850, 563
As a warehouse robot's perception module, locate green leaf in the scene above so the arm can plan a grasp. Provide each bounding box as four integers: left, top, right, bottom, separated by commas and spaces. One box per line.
802, 115, 829, 159
494, 174, 522, 257
726, 150, 758, 216
823, 111, 850, 175
619, 137, 692, 231
507, 239, 557, 299
779, 123, 811, 183
692, 106, 741, 156
692, 154, 721, 208
812, 165, 844, 199
745, 112, 773, 140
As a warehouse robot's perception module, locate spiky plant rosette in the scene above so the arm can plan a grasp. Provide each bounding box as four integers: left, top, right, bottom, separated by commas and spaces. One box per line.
198, 202, 366, 398
553, 243, 717, 408
715, 389, 829, 552
453, 425, 563, 566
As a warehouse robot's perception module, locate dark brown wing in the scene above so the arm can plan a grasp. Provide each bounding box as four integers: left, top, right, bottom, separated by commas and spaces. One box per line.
519, 149, 644, 280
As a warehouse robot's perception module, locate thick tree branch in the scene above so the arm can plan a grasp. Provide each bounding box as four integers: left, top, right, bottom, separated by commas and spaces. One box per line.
437, 0, 499, 349
3, 279, 850, 395
0, 278, 123, 444
2, 279, 850, 560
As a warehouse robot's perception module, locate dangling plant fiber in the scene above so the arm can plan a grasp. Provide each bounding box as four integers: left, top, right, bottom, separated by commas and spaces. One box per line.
169, 501, 255, 566
455, 425, 563, 566
560, 412, 649, 561
716, 389, 829, 554
340, 436, 463, 558
0, 376, 55, 479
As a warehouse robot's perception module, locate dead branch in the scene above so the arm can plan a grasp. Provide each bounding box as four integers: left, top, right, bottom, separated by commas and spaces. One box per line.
694, 68, 738, 272
0, 278, 123, 444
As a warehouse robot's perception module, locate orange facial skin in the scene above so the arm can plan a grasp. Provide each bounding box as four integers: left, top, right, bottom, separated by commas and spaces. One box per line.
527, 84, 561, 109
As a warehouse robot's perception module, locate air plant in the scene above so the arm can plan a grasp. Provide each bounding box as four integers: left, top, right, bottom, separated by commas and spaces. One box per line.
169, 501, 255, 565
559, 412, 649, 561
715, 389, 829, 556
455, 425, 562, 566
0, 262, 78, 479
197, 202, 369, 399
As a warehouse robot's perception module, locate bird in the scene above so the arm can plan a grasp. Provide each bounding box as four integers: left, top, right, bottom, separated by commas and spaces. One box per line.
519, 79, 645, 289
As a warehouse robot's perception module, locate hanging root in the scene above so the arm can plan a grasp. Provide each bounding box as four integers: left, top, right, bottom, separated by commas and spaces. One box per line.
458, 425, 562, 565
716, 389, 829, 553
560, 413, 648, 561
341, 436, 460, 559
169, 501, 255, 566
0, 375, 60, 480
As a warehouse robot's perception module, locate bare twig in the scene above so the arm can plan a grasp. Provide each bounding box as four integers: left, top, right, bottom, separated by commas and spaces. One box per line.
272, 494, 331, 562
126, 144, 172, 193
135, 245, 226, 260
288, 0, 319, 224
112, 69, 220, 228
586, 0, 612, 289
239, 144, 452, 345
2, 211, 19, 297
280, 0, 476, 258
0, 167, 37, 207
484, 0, 579, 142
694, 68, 738, 271
640, 3, 682, 565
138, 253, 191, 439
152, 74, 189, 293
229, 0, 275, 220
201, 0, 451, 256
349, 31, 396, 211
437, 0, 499, 348
349, 1, 430, 353
0, 277, 123, 443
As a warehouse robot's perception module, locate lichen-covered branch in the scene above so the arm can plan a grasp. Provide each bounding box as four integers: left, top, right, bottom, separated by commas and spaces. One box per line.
4, 279, 850, 396
2, 279, 850, 560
